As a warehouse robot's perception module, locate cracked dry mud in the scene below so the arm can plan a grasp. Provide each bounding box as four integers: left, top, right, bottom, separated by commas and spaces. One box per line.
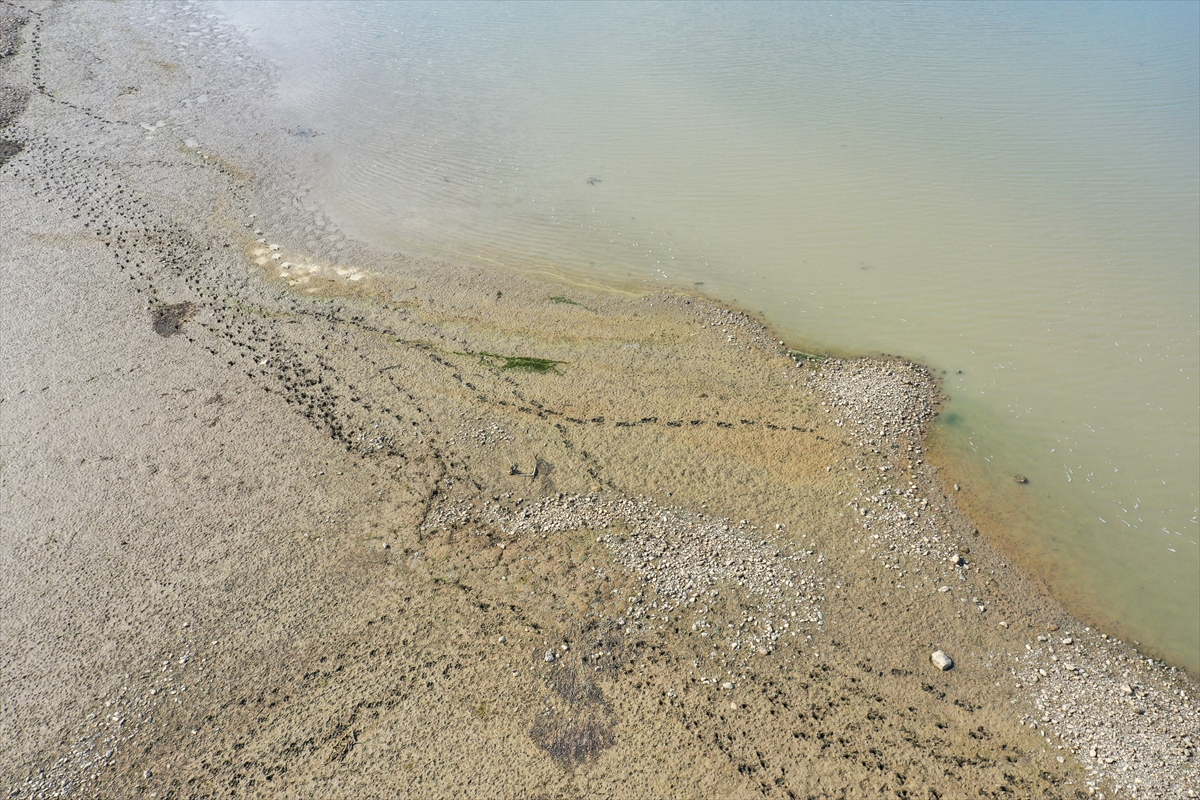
1, 2, 1195, 799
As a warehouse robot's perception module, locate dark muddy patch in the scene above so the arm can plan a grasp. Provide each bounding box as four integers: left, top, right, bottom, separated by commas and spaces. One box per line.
152, 302, 195, 337
530, 710, 614, 768
549, 665, 604, 706
0, 139, 22, 167
0, 86, 29, 129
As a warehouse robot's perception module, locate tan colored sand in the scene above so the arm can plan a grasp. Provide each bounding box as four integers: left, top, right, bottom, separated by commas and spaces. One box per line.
1, 3, 1195, 799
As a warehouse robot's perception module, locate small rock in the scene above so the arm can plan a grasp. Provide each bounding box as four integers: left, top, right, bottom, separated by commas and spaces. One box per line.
497, 636, 506, 644
931, 650, 954, 671
1047, 623, 1060, 632
544, 650, 557, 663
999, 621, 1009, 628
1062, 637, 1074, 645
1013, 475, 1028, 484
721, 681, 734, 690
1121, 684, 1134, 695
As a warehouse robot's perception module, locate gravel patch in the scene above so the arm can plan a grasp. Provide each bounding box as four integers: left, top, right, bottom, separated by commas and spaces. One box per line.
1013, 631, 1199, 798
427, 493, 828, 656
810, 356, 1200, 797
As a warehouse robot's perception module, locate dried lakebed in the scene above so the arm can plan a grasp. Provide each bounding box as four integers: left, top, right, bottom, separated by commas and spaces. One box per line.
0, 2, 1196, 798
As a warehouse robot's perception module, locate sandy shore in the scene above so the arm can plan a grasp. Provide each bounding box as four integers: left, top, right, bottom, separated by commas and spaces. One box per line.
0, 3, 1196, 798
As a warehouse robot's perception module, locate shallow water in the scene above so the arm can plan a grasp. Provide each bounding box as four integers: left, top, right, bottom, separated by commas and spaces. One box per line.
217, 0, 1199, 672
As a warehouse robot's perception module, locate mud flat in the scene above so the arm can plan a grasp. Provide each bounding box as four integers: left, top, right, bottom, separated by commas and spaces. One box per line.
0, 3, 1195, 798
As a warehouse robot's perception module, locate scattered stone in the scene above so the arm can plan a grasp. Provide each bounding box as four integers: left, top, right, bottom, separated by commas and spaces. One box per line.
544, 649, 557, 663
931, 650, 954, 671
463, 493, 827, 656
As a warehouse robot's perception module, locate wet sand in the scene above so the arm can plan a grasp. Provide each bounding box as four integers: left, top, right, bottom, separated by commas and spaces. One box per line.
0, 3, 1195, 798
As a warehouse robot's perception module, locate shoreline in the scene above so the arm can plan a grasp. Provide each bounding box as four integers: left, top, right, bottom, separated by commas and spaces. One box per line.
0, 2, 1195, 798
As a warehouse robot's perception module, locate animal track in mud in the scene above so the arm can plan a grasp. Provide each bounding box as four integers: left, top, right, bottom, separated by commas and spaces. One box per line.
22, 9, 133, 128
152, 301, 194, 337
4, 127, 448, 517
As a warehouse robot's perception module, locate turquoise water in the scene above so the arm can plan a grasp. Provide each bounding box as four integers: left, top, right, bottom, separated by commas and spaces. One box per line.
218, 1, 1199, 672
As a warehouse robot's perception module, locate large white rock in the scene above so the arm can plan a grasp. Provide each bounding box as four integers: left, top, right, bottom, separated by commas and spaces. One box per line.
931, 650, 954, 671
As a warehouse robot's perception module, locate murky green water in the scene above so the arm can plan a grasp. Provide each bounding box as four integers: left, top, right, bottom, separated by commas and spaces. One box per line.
219, 1, 1199, 672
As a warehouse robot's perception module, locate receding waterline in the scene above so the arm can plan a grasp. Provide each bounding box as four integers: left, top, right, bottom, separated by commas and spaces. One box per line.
219, 0, 1200, 672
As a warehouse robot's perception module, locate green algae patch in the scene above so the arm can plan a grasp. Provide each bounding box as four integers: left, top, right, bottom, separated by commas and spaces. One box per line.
456, 350, 568, 374
787, 349, 827, 364
549, 296, 590, 310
